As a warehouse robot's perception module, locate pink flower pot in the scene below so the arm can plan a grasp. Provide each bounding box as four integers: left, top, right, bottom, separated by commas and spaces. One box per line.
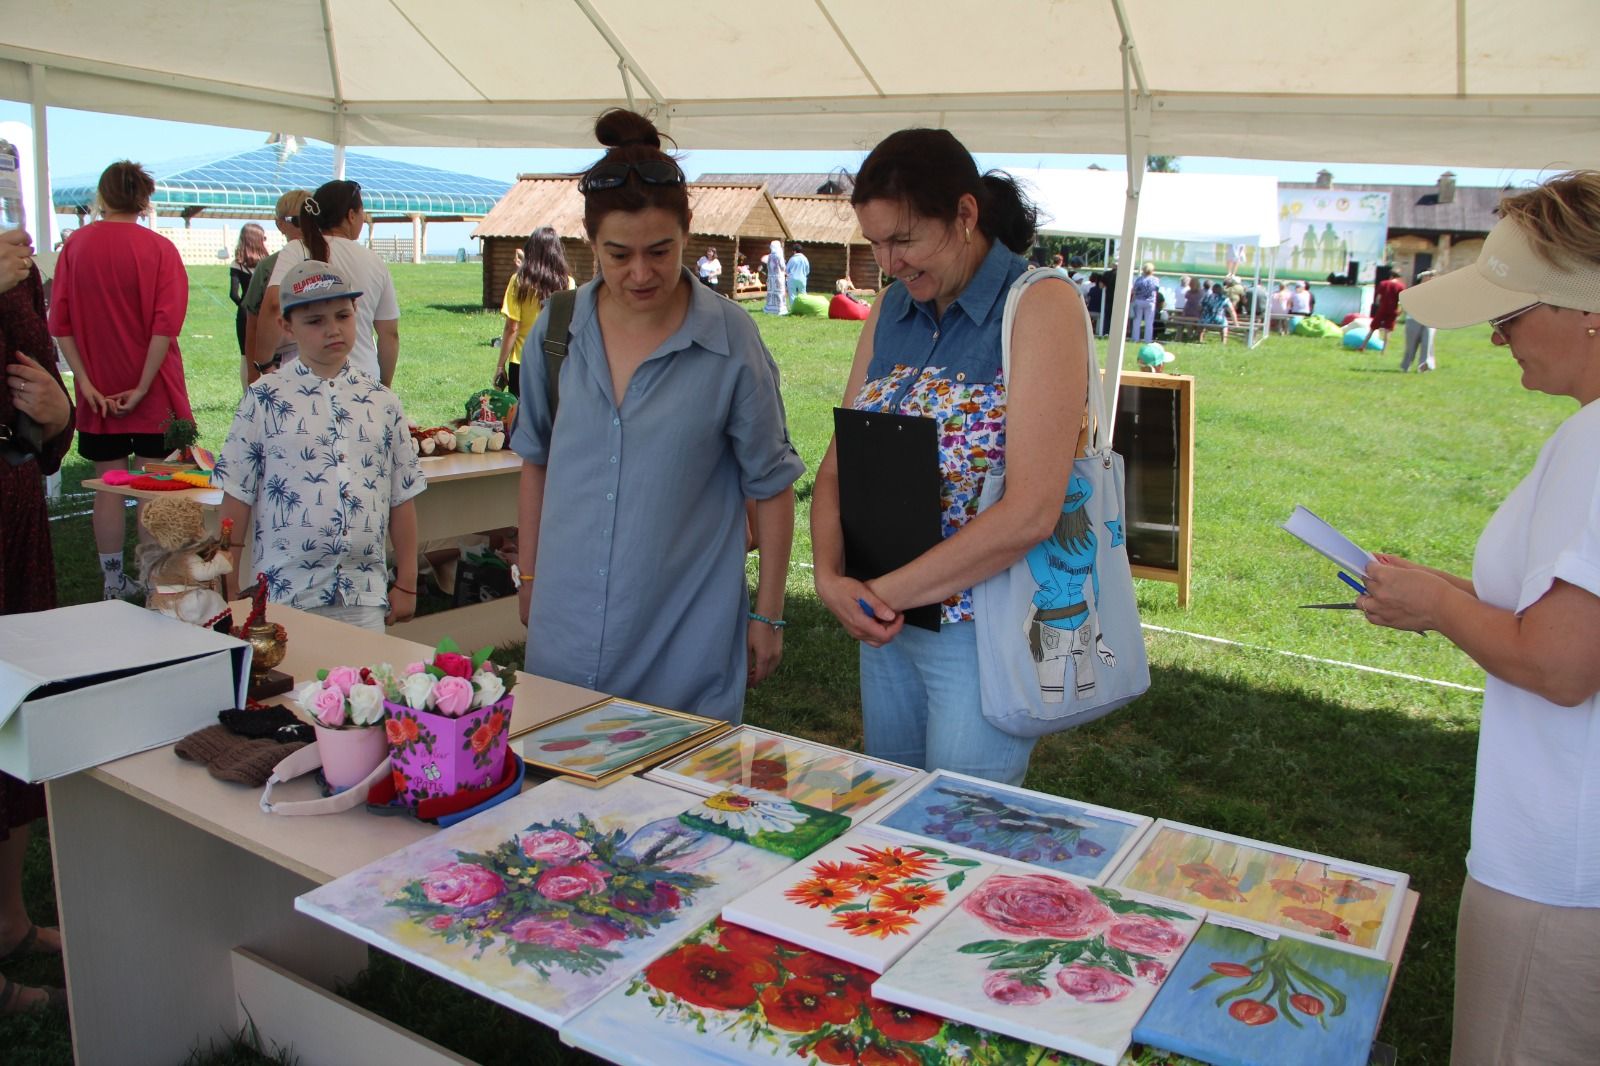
383, 696, 512, 807
313, 724, 389, 791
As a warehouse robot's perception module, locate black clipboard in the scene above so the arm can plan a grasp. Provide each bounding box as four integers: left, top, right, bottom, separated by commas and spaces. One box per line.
833, 407, 943, 632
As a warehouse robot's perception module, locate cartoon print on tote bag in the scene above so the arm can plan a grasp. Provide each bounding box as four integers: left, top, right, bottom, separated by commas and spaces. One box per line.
1025, 472, 1123, 703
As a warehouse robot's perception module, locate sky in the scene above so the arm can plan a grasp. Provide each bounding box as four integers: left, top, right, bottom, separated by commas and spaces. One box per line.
0, 102, 1553, 254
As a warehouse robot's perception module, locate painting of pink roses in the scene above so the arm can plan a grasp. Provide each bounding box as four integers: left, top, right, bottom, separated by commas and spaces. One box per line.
871, 873, 1203, 1065
295, 776, 792, 1026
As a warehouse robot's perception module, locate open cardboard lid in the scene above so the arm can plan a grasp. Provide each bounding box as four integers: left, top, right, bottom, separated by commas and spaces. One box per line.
0, 600, 250, 728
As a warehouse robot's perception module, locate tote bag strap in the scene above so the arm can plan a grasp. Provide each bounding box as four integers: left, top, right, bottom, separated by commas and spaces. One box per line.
998, 267, 1108, 457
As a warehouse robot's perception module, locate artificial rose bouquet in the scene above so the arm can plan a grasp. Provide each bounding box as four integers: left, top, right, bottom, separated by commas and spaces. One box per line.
290, 665, 387, 730
378, 637, 516, 719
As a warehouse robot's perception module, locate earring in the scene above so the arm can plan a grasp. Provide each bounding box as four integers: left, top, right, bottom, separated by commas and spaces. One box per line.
964, 227, 971, 244
1589, 327, 1598, 337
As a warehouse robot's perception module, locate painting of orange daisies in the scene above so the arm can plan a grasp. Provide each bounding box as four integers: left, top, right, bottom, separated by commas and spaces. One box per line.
720, 830, 994, 972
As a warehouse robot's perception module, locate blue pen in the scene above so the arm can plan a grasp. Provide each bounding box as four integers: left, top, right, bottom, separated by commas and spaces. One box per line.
1338, 571, 1368, 596
856, 597, 879, 621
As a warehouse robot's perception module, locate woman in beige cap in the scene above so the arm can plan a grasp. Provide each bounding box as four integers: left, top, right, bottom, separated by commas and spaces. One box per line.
1359, 170, 1600, 1065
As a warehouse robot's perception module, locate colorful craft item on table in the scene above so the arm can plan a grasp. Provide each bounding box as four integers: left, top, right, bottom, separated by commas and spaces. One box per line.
518, 698, 728, 786
561, 916, 1092, 1066
871, 769, 1151, 884
1110, 821, 1408, 959
371, 638, 518, 805
648, 725, 920, 819
1132, 920, 1391, 1066
189, 445, 216, 471
295, 776, 793, 1027
872, 874, 1204, 1065
721, 829, 991, 972
678, 785, 850, 859
170, 470, 212, 488
100, 468, 193, 491
367, 751, 527, 828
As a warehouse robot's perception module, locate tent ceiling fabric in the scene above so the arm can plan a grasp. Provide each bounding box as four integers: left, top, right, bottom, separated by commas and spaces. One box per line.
1, 0, 1596, 166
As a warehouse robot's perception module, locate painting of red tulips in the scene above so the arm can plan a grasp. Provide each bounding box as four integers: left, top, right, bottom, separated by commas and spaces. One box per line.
1110, 821, 1407, 958
1132, 920, 1391, 1066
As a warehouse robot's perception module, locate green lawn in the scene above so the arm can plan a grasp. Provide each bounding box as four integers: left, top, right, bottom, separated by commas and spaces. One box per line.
10, 264, 1566, 1065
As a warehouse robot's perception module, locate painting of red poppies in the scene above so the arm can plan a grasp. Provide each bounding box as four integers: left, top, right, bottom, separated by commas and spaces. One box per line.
870, 770, 1151, 883
295, 776, 792, 1026
721, 831, 992, 972
871, 874, 1203, 1065
517, 697, 727, 784
1109, 821, 1407, 959
560, 917, 1093, 1065
648, 725, 920, 819
1131, 920, 1391, 1066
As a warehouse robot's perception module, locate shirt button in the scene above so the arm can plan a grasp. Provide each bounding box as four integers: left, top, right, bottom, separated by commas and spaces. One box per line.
605, 492, 614, 501
598, 568, 607, 577
956, 372, 966, 382
610, 455, 618, 464
612, 417, 620, 426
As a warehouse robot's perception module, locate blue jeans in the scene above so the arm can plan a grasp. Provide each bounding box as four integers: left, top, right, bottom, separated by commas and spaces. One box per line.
860, 621, 1037, 786
1131, 298, 1156, 342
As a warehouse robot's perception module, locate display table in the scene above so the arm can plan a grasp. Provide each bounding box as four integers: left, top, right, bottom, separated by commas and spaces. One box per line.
46, 604, 598, 1066
84, 448, 524, 646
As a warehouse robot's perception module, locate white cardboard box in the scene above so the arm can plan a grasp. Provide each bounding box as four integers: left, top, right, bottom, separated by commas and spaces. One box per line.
0, 600, 252, 782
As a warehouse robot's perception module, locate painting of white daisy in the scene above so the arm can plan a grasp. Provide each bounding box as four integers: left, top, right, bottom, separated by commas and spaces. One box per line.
677, 785, 852, 858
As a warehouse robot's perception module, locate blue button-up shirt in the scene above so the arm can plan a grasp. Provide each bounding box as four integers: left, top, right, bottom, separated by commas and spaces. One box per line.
512, 270, 804, 722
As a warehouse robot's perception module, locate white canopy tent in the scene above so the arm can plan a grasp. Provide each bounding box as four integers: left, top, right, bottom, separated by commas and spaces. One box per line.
3, 0, 1596, 409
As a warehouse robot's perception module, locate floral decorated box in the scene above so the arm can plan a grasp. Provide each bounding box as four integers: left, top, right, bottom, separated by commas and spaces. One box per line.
294, 775, 793, 1027
872, 873, 1204, 1066
721, 829, 994, 972
1132, 920, 1391, 1066
868, 770, 1152, 884
1108, 820, 1408, 959
561, 917, 1097, 1066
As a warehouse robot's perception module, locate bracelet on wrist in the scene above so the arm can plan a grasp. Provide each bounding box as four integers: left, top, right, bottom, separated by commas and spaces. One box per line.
390, 584, 416, 596
748, 611, 787, 630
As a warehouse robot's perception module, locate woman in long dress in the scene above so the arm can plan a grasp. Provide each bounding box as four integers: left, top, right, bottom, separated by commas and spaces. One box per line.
764, 239, 788, 315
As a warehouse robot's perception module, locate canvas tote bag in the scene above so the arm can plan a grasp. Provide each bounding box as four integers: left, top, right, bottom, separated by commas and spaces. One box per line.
973, 268, 1150, 737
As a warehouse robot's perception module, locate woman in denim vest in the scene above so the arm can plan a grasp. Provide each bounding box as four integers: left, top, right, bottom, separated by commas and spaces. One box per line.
810, 129, 1090, 785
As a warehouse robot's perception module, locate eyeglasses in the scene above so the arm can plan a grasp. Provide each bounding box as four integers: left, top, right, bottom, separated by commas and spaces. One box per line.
579, 160, 685, 193
1489, 302, 1540, 339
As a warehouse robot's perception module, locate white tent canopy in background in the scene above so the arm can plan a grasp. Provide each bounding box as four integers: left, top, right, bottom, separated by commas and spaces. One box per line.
1019, 169, 1280, 245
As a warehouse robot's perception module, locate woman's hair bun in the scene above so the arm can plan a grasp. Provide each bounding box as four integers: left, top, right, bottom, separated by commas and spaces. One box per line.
595, 108, 663, 150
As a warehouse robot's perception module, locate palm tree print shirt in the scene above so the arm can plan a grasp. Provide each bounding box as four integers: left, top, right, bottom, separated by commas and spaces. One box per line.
214, 361, 425, 609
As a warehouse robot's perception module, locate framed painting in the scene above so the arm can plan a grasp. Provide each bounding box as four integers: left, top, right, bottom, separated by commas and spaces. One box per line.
1132, 919, 1391, 1066
871, 874, 1204, 1066
516, 697, 729, 786
1108, 820, 1408, 959
678, 786, 852, 859
560, 917, 1096, 1066
720, 829, 994, 972
294, 775, 793, 1028
868, 769, 1152, 884
646, 725, 921, 820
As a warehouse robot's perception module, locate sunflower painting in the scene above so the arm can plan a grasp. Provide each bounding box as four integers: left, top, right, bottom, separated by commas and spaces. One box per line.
720, 831, 994, 972
679, 785, 853, 859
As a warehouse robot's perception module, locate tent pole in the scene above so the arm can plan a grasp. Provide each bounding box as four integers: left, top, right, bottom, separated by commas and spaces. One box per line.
1104, 25, 1148, 432
27, 64, 53, 250
1248, 248, 1261, 347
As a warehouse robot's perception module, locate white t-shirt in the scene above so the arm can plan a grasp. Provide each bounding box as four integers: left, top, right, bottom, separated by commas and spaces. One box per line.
270, 236, 401, 382
1290, 288, 1312, 314
1468, 398, 1600, 907
697, 254, 722, 283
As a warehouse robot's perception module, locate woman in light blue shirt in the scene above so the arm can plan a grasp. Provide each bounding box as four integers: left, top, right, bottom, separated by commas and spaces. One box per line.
512, 110, 803, 723
786, 244, 811, 299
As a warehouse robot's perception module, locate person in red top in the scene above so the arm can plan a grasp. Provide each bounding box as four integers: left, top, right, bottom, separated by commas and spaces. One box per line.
1361, 264, 1406, 348
48, 160, 192, 599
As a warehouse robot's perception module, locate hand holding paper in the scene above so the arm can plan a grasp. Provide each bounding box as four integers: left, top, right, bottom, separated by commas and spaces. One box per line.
1281, 505, 1374, 578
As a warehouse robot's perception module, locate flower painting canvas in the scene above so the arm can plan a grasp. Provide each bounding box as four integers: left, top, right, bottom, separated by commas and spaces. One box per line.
679, 786, 853, 859
649, 726, 919, 819
1110, 821, 1408, 959
872, 874, 1203, 1065
871, 770, 1151, 883
295, 776, 793, 1027
1132, 921, 1391, 1066
561, 917, 1094, 1066
517, 698, 727, 783
721, 831, 992, 972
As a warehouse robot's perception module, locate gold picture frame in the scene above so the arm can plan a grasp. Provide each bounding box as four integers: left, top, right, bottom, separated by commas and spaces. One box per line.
516, 697, 730, 788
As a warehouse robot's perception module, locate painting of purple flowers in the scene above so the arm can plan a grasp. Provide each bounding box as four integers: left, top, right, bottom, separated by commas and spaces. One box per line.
872, 770, 1151, 883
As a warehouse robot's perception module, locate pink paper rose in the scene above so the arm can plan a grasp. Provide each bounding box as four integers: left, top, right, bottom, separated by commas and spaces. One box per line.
1055, 964, 1133, 1003
1135, 959, 1169, 984
520, 829, 593, 864
402, 661, 428, 676
535, 861, 609, 901
311, 684, 347, 727
983, 972, 1052, 1005
509, 917, 627, 951
324, 665, 361, 696
961, 874, 1112, 940
430, 675, 475, 717
420, 862, 504, 908
1107, 915, 1186, 957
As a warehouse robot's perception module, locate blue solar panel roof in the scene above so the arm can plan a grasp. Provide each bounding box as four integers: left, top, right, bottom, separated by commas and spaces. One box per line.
54, 143, 509, 218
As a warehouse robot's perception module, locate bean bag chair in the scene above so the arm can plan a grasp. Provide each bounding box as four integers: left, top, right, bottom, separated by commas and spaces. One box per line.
829, 294, 871, 321
1341, 322, 1386, 351
1293, 314, 1344, 338
790, 293, 829, 317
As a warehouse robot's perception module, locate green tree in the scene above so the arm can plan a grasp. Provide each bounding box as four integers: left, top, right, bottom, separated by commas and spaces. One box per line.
1147, 155, 1180, 173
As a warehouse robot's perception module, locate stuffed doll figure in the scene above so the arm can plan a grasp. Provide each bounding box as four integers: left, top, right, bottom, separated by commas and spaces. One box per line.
137, 497, 233, 625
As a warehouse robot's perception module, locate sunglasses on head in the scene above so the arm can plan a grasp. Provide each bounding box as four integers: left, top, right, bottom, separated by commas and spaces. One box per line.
579, 159, 684, 193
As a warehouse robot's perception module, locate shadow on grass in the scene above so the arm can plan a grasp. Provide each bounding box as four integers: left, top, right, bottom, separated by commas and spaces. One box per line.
424, 302, 492, 315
